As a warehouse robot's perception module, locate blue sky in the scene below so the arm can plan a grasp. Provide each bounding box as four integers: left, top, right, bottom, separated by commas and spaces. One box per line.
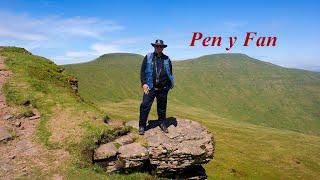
0, 0, 319, 71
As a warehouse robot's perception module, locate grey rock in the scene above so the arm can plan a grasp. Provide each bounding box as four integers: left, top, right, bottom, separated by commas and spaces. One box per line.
115, 133, 134, 145
93, 142, 117, 161
15, 121, 22, 127
118, 142, 148, 168
106, 119, 125, 127
0, 126, 13, 142
15, 140, 38, 153
118, 142, 148, 158
95, 118, 214, 178
0, 160, 14, 172
125, 120, 138, 129
28, 115, 40, 120
2, 114, 14, 121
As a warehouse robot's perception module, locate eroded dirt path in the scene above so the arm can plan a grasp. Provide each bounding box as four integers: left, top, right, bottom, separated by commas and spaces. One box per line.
0, 54, 69, 179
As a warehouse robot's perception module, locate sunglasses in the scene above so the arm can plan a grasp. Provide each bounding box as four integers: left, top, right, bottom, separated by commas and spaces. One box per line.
155, 45, 164, 48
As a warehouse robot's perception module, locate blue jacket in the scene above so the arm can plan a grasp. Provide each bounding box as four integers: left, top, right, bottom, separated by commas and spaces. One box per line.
140, 52, 174, 89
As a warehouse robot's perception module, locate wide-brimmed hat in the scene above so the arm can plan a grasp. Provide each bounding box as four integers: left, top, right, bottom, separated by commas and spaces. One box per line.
151, 39, 167, 48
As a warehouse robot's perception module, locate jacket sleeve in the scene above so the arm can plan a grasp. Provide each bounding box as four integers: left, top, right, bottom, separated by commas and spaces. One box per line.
140, 55, 147, 87
169, 58, 174, 89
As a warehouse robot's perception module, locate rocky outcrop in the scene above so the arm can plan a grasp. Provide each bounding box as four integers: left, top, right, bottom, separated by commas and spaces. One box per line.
67, 76, 78, 93
94, 142, 118, 160
93, 118, 215, 178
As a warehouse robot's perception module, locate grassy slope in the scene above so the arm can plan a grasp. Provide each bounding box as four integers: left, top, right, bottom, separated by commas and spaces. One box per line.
97, 99, 320, 179
64, 53, 320, 136
0, 47, 151, 179
64, 53, 143, 102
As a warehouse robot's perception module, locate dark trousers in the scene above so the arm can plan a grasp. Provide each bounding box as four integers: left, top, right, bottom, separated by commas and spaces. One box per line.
139, 88, 169, 128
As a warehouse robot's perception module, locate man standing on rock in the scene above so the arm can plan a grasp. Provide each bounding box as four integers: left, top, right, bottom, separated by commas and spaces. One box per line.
139, 39, 174, 135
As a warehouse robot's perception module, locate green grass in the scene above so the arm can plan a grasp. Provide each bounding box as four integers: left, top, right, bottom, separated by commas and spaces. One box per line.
64, 53, 320, 136
0, 46, 151, 179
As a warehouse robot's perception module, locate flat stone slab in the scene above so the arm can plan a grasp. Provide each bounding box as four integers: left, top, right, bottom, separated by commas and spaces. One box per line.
118, 142, 148, 169
125, 120, 138, 129
118, 142, 147, 158
105, 119, 125, 127
114, 133, 134, 145
93, 142, 117, 161
2, 114, 14, 121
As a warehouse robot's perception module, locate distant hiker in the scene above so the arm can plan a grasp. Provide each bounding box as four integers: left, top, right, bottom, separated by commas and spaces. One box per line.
139, 39, 174, 135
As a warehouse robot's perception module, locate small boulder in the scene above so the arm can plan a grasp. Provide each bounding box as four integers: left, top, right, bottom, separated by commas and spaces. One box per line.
115, 133, 134, 145
125, 120, 139, 129
118, 142, 148, 168
29, 115, 40, 120
15, 121, 22, 127
105, 119, 125, 127
118, 142, 148, 158
2, 114, 14, 121
93, 142, 117, 161
0, 126, 13, 143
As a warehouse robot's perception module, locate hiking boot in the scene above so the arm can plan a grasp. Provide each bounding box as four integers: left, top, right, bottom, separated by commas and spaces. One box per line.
159, 123, 168, 133
139, 126, 145, 135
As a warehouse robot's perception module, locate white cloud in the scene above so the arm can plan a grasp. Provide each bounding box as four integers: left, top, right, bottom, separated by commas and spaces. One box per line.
90, 43, 120, 55
0, 10, 128, 64
0, 11, 124, 43
0, 27, 48, 41
53, 43, 122, 64
53, 17, 124, 39
53, 37, 145, 64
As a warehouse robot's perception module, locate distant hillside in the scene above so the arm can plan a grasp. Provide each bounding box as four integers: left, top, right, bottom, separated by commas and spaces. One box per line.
64, 53, 143, 102
64, 53, 320, 136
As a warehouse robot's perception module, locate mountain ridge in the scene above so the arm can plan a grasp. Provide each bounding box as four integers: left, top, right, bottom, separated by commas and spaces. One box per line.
66, 52, 320, 73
